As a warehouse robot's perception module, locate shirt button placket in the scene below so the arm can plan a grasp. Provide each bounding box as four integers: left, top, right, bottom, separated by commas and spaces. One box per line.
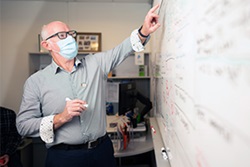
69, 73, 77, 98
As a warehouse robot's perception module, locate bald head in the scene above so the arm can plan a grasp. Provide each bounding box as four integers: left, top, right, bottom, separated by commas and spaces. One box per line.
41, 21, 70, 40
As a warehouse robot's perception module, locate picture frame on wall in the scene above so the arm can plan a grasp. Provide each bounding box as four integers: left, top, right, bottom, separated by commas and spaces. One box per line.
76, 32, 101, 52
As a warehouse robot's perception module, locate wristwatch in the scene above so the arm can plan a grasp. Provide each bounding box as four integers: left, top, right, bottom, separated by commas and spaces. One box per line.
130, 28, 150, 52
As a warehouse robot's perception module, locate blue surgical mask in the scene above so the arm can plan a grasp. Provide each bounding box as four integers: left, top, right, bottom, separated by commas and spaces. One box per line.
55, 36, 78, 60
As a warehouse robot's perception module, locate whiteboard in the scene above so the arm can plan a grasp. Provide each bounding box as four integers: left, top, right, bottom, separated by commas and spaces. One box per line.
151, 0, 250, 167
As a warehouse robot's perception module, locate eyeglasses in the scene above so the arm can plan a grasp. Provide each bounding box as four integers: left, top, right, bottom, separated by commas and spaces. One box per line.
45, 30, 77, 41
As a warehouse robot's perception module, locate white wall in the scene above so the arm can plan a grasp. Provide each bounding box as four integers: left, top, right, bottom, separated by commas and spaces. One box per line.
0, 1, 151, 112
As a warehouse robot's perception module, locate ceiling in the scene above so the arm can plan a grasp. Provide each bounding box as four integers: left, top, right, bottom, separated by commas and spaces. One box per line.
1, 0, 153, 3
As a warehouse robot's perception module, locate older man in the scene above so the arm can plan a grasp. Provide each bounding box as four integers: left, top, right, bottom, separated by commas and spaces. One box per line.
17, 4, 160, 167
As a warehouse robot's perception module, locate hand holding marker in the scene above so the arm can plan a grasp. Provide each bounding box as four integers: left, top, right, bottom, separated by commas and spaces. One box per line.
65, 97, 88, 108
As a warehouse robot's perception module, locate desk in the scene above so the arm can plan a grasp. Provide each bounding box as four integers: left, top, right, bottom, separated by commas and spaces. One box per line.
107, 116, 172, 167
113, 130, 153, 158
107, 116, 154, 167
106, 115, 153, 157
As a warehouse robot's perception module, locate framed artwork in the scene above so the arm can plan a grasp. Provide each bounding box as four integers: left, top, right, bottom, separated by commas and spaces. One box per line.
76, 32, 102, 52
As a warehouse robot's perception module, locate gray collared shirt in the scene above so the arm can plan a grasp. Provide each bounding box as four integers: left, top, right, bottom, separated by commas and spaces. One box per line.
17, 33, 148, 148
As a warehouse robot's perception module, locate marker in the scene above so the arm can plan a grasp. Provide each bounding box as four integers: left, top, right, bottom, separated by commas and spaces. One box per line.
151, 125, 156, 133
65, 97, 88, 107
65, 97, 71, 101
161, 147, 168, 160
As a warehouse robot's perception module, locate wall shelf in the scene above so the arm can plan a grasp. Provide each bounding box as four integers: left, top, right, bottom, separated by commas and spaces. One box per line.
29, 52, 151, 77
108, 76, 151, 79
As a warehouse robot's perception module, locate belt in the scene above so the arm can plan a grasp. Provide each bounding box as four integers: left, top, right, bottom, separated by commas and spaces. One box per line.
51, 133, 108, 150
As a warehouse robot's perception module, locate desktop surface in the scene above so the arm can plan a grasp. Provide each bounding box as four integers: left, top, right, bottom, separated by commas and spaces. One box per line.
106, 115, 153, 158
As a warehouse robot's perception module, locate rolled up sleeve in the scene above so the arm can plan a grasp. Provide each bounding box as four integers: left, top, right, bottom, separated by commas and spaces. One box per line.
40, 115, 55, 143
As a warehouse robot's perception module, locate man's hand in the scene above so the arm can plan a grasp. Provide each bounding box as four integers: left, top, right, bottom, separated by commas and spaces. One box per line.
140, 4, 161, 38
53, 99, 87, 129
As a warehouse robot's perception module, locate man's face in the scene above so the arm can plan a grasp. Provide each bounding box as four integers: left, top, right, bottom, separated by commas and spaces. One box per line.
45, 22, 70, 52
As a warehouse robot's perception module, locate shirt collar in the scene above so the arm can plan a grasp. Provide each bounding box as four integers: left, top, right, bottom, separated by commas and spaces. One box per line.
51, 58, 82, 74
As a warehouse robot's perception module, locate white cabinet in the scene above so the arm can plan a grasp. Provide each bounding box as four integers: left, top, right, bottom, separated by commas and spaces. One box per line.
29, 52, 90, 74
29, 52, 151, 78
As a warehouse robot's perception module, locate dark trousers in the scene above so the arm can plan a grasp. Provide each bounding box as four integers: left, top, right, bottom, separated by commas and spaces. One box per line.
45, 136, 116, 167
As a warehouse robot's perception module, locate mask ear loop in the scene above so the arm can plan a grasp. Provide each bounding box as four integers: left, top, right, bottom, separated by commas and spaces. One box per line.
46, 39, 61, 54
